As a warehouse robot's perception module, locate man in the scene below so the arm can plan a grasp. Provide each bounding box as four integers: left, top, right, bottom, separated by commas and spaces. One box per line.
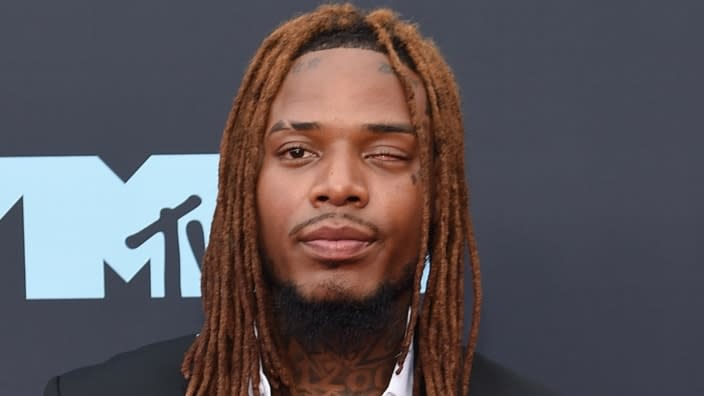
45, 4, 555, 395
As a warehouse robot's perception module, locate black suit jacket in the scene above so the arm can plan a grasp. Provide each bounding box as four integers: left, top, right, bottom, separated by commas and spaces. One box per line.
44, 334, 557, 395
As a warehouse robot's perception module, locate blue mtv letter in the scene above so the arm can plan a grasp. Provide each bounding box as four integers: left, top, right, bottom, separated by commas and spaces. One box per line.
0, 154, 218, 299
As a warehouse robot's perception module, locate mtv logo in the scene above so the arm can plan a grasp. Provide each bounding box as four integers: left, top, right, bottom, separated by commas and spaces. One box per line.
0, 154, 218, 299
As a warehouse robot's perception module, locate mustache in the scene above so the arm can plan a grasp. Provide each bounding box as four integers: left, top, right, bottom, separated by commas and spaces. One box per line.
288, 213, 380, 237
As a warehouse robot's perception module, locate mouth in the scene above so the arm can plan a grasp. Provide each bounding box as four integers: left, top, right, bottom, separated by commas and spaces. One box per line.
301, 239, 374, 262
298, 224, 377, 263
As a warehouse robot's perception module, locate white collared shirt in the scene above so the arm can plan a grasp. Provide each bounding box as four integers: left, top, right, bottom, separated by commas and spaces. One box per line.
250, 340, 414, 396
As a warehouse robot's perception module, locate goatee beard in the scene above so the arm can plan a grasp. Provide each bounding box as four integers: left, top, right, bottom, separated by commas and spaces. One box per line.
272, 282, 407, 353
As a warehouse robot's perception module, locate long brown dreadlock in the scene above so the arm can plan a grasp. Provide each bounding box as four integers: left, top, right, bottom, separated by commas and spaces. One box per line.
181, 4, 482, 395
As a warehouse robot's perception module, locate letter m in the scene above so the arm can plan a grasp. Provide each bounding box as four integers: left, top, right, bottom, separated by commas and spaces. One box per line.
0, 155, 217, 299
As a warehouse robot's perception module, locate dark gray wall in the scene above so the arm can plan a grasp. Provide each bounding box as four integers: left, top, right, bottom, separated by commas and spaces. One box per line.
1, 1, 702, 395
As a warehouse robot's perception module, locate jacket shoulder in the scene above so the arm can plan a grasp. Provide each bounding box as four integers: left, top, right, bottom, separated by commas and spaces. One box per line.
44, 334, 195, 396
470, 352, 559, 396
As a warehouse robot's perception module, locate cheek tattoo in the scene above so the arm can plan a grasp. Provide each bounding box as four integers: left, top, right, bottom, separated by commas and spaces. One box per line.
411, 168, 421, 185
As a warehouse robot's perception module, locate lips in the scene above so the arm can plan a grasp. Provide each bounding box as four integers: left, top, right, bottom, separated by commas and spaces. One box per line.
298, 224, 376, 262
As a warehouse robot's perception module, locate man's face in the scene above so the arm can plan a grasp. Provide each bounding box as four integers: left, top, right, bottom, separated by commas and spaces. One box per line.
256, 48, 428, 302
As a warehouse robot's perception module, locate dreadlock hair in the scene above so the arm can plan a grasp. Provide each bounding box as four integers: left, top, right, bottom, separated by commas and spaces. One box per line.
182, 3, 482, 395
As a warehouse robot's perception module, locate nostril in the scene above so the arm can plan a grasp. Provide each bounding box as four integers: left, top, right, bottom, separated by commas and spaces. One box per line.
347, 196, 360, 203
317, 195, 329, 202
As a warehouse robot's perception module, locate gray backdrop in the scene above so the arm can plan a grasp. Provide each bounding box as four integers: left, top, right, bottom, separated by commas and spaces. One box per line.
1, 0, 702, 395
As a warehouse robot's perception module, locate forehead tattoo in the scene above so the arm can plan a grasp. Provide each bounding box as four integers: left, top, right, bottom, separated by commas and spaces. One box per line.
378, 62, 394, 74
291, 57, 322, 73
291, 57, 418, 86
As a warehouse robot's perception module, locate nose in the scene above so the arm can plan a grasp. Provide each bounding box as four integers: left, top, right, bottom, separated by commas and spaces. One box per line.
309, 150, 369, 208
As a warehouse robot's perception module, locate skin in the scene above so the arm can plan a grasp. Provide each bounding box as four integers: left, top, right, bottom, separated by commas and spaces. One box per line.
256, 48, 429, 395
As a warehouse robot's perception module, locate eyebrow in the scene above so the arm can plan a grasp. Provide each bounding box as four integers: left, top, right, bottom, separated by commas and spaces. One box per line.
268, 120, 416, 135
363, 122, 416, 134
268, 120, 320, 133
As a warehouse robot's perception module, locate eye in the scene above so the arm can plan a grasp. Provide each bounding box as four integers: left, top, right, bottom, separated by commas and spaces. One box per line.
278, 145, 317, 161
288, 147, 307, 159
371, 152, 402, 160
366, 148, 408, 162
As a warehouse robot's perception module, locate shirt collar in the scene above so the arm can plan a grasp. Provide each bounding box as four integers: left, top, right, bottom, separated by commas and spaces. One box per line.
382, 338, 414, 396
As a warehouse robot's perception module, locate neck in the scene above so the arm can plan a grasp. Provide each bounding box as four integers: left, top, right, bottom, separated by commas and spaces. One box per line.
278, 292, 411, 396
